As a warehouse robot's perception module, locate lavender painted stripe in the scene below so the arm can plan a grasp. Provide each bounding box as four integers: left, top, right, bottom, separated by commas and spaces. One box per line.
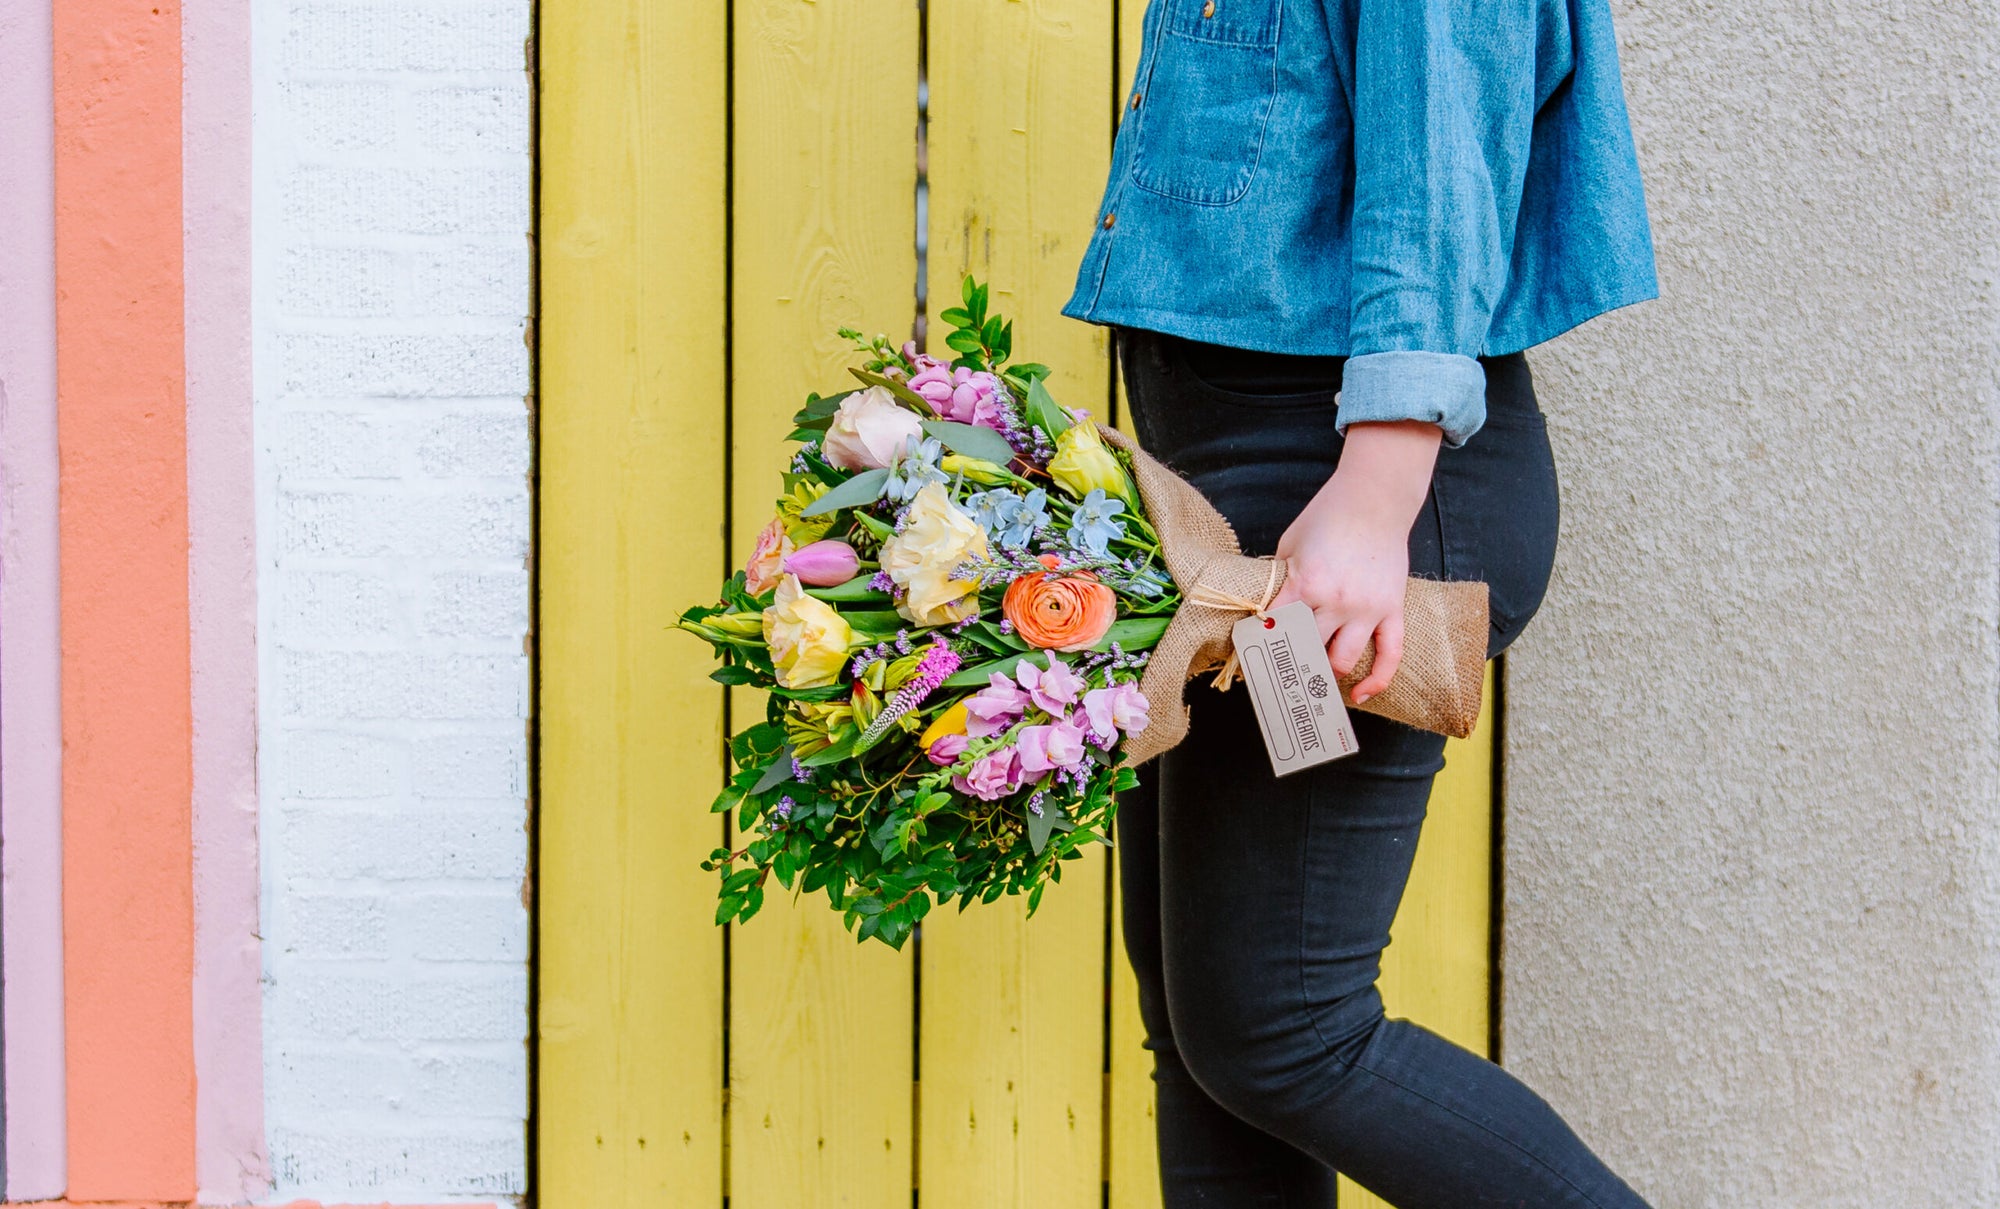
184, 0, 268, 1196
0, 0, 67, 1196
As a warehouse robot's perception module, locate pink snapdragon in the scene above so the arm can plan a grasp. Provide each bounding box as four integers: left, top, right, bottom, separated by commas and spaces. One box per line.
965, 672, 1031, 737
926, 733, 970, 766
1015, 717, 1090, 774
1081, 682, 1151, 747
1017, 656, 1087, 716
954, 747, 1025, 801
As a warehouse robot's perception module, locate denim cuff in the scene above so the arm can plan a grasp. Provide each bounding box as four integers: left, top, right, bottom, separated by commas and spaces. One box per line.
1336, 351, 1487, 448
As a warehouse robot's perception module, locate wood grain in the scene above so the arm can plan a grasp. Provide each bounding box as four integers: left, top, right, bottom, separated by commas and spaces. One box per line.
726, 2, 921, 1205
537, 0, 730, 1204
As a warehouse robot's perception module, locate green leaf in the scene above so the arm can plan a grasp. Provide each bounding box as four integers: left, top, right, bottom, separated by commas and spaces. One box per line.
837, 608, 905, 633
1093, 616, 1172, 652
921, 419, 1016, 466
1005, 362, 1052, 383
801, 734, 857, 767
848, 510, 894, 541
1027, 802, 1064, 855
941, 650, 1050, 689
938, 306, 973, 326
981, 315, 1004, 349
1024, 376, 1073, 437
804, 575, 890, 603
800, 389, 856, 419
750, 746, 796, 794
799, 467, 889, 517
848, 367, 935, 414
943, 328, 984, 355
961, 275, 978, 308
709, 665, 761, 686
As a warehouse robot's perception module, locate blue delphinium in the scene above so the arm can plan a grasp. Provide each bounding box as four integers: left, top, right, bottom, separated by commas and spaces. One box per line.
885, 436, 947, 504
1066, 487, 1127, 556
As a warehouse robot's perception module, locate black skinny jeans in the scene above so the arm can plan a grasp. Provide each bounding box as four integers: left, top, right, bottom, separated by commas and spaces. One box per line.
1116, 329, 1651, 1209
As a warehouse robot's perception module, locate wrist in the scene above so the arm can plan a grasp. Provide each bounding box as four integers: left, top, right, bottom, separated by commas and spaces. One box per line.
1326, 420, 1440, 531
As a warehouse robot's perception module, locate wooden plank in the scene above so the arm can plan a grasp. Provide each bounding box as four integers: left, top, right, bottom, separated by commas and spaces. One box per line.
915, 4, 1116, 1207
1339, 663, 1497, 1209
1107, 838, 1163, 1209
536, 0, 729, 1203
726, 3, 920, 1205
1106, 9, 1164, 1200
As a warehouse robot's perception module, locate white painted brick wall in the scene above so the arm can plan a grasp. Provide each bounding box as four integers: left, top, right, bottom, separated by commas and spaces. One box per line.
254, 0, 532, 1199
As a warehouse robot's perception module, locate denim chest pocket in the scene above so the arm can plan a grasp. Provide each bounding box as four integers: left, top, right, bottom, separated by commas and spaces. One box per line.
1129, 0, 1282, 206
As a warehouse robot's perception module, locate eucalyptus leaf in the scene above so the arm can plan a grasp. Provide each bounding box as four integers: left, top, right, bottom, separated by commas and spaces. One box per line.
800, 467, 889, 517
1027, 803, 1057, 855
751, 745, 796, 794
799, 389, 856, 419
921, 419, 1016, 466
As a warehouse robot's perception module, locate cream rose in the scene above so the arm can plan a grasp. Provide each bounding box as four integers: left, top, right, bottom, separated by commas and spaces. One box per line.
880, 483, 988, 626
821, 385, 925, 471
763, 573, 855, 689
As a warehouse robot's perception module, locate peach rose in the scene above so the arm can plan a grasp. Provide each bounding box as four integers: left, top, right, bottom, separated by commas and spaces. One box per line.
744, 516, 793, 595
1003, 557, 1117, 652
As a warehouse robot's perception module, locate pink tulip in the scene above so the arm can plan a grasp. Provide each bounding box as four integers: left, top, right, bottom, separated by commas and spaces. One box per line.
784, 539, 861, 587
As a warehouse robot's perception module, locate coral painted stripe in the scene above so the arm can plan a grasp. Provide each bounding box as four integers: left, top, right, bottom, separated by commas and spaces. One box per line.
53, 0, 198, 1197
182, 0, 267, 1194
0, 0, 67, 1196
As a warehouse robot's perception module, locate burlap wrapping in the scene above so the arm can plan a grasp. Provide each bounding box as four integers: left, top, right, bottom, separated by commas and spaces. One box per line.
1104, 427, 1490, 764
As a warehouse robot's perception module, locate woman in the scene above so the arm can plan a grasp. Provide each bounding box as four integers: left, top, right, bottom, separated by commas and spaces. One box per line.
1064, 1, 1658, 1206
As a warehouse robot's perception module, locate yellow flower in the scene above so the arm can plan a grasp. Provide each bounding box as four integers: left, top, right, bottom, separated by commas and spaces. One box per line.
880, 483, 989, 626
940, 453, 1013, 485
763, 574, 855, 689
918, 701, 970, 748
1047, 416, 1134, 502
778, 480, 833, 543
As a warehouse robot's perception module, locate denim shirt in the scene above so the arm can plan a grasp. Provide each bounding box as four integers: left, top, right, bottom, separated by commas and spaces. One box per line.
1064, 0, 1658, 446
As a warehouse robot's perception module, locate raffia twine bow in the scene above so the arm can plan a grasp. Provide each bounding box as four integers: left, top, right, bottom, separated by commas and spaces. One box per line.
1101, 425, 1491, 766
1184, 557, 1284, 692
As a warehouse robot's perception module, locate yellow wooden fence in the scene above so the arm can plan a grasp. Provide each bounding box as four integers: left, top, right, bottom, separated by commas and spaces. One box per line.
538, 3, 1495, 1206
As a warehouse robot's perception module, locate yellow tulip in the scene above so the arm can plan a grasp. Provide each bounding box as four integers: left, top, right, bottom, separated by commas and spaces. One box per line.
1047, 417, 1135, 502
919, 701, 970, 748
940, 453, 1014, 485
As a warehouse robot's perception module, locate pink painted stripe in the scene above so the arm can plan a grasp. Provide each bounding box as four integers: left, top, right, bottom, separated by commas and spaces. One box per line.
182, 0, 266, 1196
0, 0, 68, 1196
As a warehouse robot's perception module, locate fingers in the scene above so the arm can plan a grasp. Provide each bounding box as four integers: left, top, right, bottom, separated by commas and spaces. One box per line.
1350, 610, 1403, 704
1327, 617, 1373, 681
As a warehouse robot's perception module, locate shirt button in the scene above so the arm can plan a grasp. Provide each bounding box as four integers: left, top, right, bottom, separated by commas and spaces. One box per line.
1201, 0, 1215, 16
1130, 91, 1143, 109
1102, 212, 1117, 229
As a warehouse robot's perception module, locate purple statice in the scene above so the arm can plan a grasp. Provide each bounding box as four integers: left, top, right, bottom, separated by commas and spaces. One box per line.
789, 755, 814, 783
1025, 792, 1047, 818
894, 630, 913, 655
774, 796, 795, 819
997, 618, 1014, 635
869, 570, 897, 593
854, 642, 963, 751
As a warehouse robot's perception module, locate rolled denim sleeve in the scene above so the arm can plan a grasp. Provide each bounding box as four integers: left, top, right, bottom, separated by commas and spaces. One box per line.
1338, 0, 1566, 448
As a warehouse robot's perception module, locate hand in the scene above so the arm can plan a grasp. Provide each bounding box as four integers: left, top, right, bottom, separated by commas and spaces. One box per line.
1270, 420, 1442, 703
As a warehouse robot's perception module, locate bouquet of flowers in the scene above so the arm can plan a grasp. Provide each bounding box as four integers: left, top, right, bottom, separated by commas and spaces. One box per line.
678, 279, 1176, 948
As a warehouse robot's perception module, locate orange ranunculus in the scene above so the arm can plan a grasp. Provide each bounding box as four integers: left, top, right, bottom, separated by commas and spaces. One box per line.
1003, 559, 1117, 652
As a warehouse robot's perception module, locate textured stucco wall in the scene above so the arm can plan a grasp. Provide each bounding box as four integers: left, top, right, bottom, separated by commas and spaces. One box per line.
1503, 1, 2000, 1205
